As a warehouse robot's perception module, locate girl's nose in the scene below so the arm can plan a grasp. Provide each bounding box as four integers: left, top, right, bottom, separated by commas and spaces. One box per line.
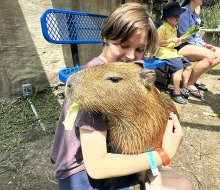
125, 49, 135, 61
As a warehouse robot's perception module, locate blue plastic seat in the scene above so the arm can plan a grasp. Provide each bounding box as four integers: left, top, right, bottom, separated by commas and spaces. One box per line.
58, 57, 166, 84
142, 57, 166, 70
59, 66, 85, 83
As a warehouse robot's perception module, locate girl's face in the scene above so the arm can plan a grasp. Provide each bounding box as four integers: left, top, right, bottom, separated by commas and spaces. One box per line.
103, 31, 147, 63
192, 0, 203, 6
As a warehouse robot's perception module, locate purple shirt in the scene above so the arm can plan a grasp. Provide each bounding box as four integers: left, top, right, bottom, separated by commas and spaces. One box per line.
50, 57, 108, 179
177, 4, 206, 46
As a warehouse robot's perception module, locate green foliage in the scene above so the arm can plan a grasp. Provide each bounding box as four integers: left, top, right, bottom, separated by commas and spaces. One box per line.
180, 25, 199, 39
201, 3, 220, 29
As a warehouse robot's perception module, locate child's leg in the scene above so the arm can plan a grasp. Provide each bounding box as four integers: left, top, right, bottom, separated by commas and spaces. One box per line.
172, 69, 183, 95
164, 58, 188, 104
146, 166, 193, 190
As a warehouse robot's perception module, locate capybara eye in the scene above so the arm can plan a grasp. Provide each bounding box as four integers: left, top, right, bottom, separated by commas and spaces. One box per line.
106, 77, 123, 83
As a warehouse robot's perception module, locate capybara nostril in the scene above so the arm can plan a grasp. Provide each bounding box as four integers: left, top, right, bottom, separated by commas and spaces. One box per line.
66, 83, 73, 94
67, 84, 72, 89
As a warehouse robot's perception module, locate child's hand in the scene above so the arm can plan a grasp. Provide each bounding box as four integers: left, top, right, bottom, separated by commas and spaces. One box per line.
174, 41, 182, 47
162, 112, 183, 160
170, 38, 180, 43
170, 38, 183, 47
180, 38, 187, 43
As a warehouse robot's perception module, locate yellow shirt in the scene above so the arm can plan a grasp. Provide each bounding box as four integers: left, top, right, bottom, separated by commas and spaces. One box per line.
156, 22, 182, 59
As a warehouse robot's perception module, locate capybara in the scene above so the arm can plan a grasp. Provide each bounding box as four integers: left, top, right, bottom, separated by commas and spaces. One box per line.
65, 62, 179, 189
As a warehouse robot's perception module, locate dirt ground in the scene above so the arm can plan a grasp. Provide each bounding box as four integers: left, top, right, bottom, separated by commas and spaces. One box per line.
171, 71, 220, 190
0, 70, 219, 190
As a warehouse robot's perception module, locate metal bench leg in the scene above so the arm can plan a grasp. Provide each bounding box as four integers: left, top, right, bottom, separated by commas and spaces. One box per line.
155, 67, 173, 87
71, 44, 80, 67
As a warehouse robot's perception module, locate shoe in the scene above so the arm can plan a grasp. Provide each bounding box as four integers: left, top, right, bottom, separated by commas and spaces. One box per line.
180, 88, 190, 99
167, 84, 174, 90
171, 93, 188, 104
195, 83, 208, 91
188, 88, 204, 99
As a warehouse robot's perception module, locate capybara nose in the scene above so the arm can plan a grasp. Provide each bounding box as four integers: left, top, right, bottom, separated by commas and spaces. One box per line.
66, 83, 72, 93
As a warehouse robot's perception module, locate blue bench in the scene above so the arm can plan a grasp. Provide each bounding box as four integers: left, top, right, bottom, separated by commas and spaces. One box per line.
41, 8, 166, 84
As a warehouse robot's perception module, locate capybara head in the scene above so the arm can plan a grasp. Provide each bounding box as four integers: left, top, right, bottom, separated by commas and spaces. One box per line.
66, 62, 178, 154
66, 62, 156, 116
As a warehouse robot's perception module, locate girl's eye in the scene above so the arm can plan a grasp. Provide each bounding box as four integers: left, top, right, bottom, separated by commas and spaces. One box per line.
119, 44, 128, 49
136, 48, 145, 53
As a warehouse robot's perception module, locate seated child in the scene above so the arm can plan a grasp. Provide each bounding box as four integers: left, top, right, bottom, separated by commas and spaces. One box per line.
156, 2, 192, 104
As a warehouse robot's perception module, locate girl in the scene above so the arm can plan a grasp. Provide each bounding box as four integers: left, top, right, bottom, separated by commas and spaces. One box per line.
50, 3, 193, 190
177, 0, 220, 98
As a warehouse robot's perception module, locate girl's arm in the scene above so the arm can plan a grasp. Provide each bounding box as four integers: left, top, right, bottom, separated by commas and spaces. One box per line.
80, 112, 183, 179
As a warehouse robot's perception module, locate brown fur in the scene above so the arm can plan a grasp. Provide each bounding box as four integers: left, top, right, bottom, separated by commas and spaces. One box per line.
66, 62, 179, 189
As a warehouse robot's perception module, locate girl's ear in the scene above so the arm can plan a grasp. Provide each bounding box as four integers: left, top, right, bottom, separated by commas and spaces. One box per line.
102, 37, 108, 45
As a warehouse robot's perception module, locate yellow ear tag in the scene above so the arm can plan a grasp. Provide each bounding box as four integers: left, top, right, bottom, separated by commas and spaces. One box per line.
63, 102, 80, 130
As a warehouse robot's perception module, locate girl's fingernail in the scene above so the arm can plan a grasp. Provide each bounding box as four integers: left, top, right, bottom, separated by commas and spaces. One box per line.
169, 116, 172, 120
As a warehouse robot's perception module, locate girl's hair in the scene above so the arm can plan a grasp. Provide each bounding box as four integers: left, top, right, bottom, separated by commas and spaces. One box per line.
101, 2, 158, 55
181, 0, 190, 7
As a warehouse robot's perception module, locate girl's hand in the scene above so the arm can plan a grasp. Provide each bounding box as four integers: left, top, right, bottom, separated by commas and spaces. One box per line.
162, 112, 184, 159
204, 44, 216, 52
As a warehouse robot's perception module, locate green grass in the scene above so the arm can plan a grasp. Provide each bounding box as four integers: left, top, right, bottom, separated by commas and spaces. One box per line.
0, 88, 62, 173
213, 63, 220, 70
0, 88, 61, 152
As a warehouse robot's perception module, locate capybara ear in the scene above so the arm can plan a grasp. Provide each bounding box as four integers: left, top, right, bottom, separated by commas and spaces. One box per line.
139, 69, 156, 87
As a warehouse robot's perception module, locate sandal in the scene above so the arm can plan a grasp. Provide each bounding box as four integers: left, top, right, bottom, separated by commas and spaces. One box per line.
195, 83, 208, 91
171, 93, 188, 104
180, 88, 190, 99
188, 88, 204, 99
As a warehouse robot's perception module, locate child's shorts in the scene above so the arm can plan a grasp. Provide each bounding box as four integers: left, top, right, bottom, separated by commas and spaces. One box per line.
58, 170, 136, 190
164, 57, 191, 72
